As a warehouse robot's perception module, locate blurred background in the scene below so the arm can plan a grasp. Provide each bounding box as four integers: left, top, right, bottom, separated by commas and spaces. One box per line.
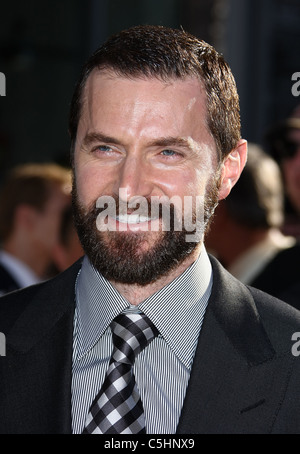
0, 0, 299, 174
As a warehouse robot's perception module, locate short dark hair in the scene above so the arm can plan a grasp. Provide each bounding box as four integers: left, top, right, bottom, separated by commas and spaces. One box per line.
69, 25, 241, 162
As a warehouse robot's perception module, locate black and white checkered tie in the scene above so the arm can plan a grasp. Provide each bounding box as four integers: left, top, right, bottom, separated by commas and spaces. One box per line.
82, 312, 158, 434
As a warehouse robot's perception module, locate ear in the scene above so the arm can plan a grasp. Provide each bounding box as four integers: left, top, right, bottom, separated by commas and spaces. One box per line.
218, 139, 248, 201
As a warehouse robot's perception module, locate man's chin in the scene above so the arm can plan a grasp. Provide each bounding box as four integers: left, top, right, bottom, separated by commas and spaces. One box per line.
86, 228, 195, 286
97, 229, 163, 255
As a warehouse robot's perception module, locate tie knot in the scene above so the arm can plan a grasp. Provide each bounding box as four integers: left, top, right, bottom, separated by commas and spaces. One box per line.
110, 312, 158, 365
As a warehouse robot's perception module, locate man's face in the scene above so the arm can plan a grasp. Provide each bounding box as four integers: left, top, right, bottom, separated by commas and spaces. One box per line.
282, 128, 300, 213
73, 70, 220, 284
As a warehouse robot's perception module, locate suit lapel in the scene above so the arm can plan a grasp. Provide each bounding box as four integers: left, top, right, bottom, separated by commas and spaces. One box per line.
7, 261, 81, 353
2, 261, 82, 434
177, 257, 286, 434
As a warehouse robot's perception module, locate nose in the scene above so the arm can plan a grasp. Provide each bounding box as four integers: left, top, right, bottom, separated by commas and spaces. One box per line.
113, 155, 153, 201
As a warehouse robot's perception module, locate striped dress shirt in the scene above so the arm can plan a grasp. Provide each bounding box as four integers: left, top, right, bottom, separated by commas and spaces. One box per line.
71, 247, 212, 434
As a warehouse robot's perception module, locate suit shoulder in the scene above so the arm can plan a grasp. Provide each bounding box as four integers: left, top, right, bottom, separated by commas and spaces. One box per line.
248, 285, 300, 326
0, 283, 42, 333
0, 259, 82, 333
248, 285, 300, 351
209, 254, 300, 357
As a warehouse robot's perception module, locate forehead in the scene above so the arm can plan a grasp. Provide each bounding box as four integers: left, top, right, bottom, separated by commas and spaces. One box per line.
79, 70, 212, 143
82, 68, 206, 110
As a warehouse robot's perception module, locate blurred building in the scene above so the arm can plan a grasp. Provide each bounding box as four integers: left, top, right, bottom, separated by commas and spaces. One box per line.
0, 0, 299, 176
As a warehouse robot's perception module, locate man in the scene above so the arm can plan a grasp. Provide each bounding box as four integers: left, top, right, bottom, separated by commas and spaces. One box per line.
1, 25, 300, 435
0, 163, 71, 295
205, 144, 300, 307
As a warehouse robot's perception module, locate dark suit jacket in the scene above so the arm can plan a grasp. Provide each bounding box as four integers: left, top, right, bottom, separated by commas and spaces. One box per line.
1, 256, 300, 434
0, 263, 20, 295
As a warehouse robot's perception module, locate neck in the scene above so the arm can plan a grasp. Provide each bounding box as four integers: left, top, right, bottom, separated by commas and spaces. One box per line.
110, 246, 201, 306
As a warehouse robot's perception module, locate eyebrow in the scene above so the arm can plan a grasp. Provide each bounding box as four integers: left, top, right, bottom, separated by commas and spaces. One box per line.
82, 131, 196, 151
147, 137, 195, 150
81, 132, 123, 149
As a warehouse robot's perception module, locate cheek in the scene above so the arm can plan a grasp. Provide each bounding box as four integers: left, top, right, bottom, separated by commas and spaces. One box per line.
184, 169, 210, 197
75, 164, 106, 207
158, 166, 208, 199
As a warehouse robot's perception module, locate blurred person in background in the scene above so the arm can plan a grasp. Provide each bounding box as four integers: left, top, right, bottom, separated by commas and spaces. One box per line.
262, 108, 300, 308
266, 112, 300, 238
0, 163, 72, 295
51, 205, 83, 273
205, 143, 300, 308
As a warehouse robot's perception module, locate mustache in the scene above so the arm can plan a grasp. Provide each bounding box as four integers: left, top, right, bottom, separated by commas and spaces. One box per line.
91, 194, 180, 222
95, 195, 182, 233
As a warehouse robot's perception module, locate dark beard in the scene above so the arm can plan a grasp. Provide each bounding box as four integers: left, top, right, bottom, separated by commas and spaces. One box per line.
72, 182, 219, 286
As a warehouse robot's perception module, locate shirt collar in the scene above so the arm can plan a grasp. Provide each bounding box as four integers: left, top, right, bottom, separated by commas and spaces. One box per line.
75, 246, 212, 369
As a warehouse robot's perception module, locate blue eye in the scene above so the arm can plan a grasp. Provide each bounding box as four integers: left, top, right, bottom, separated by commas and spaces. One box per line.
161, 149, 177, 156
97, 145, 111, 152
